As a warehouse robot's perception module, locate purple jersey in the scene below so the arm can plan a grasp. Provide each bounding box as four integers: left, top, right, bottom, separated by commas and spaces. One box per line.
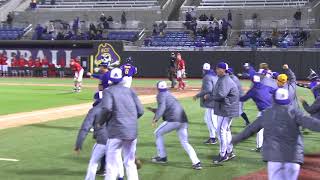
92, 71, 111, 89
120, 63, 137, 77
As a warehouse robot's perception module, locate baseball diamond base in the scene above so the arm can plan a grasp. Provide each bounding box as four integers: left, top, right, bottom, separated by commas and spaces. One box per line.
233, 154, 320, 180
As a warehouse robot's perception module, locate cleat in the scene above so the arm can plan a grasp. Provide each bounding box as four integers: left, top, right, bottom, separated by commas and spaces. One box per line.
96, 169, 105, 176
151, 156, 167, 164
192, 162, 202, 170
227, 151, 236, 160
213, 154, 229, 164
204, 138, 217, 145
251, 147, 262, 152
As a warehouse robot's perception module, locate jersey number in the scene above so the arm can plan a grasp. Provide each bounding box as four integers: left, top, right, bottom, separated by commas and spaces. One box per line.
125, 68, 129, 75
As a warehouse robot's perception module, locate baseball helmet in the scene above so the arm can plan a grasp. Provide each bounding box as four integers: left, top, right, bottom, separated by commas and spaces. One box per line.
307, 69, 319, 80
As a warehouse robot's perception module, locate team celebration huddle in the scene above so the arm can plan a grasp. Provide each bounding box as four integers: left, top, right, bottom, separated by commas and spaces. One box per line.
72, 54, 320, 180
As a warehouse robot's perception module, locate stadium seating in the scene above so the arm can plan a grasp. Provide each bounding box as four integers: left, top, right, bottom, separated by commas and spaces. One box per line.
199, 0, 308, 8
0, 25, 31, 40
146, 31, 222, 47
315, 38, 320, 48
37, 0, 158, 9
107, 31, 140, 41
237, 30, 310, 48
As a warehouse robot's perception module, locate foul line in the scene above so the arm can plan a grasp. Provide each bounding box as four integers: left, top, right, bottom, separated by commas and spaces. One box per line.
0, 158, 19, 162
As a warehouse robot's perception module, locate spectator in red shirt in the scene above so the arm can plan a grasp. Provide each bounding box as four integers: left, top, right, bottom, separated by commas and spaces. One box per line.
27, 58, 35, 77
57, 57, 66, 78
41, 56, 49, 77
34, 58, 42, 77
176, 53, 186, 90
70, 59, 84, 92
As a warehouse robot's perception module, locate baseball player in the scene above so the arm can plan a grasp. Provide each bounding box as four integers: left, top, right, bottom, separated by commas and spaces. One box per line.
232, 88, 320, 180
2, 54, 8, 77
168, 52, 177, 88
193, 63, 218, 144
240, 75, 274, 152
0, 54, 3, 76
70, 59, 84, 93
87, 62, 111, 90
260, 69, 278, 89
18, 55, 27, 77
228, 68, 250, 126
300, 87, 320, 119
120, 57, 137, 88
74, 87, 124, 180
237, 62, 256, 79
27, 58, 35, 77
176, 53, 186, 90
99, 68, 144, 180
148, 81, 202, 170
204, 62, 239, 164
297, 69, 320, 98
277, 64, 298, 108
11, 56, 19, 77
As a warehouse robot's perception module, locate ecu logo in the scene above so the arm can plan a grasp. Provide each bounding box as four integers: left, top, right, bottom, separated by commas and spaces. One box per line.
95, 43, 121, 68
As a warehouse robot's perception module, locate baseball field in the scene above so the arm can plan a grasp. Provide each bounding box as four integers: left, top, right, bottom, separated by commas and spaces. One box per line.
0, 77, 320, 180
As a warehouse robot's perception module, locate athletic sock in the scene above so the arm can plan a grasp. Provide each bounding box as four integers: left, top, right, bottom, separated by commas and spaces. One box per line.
241, 112, 250, 124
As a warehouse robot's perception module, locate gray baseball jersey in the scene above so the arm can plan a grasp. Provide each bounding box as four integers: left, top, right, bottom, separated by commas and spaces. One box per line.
261, 76, 278, 89
208, 74, 240, 118
283, 68, 299, 108
101, 84, 144, 140
302, 97, 320, 119
230, 74, 244, 96
154, 91, 188, 123
232, 104, 320, 164
196, 73, 217, 108
75, 104, 108, 150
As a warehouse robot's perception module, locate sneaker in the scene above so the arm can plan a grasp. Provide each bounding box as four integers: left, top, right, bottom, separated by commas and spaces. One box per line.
213, 154, 229, 164
204, 138, 217, 145
251, 147, 262, 152
96, 169, 105, 176
227, 151, 236, 160
151, 156, 167, 164
192, 162, 202, 170
118, 178, 124, 180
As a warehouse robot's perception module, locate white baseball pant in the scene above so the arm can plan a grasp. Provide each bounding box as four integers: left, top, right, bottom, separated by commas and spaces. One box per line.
256, 111, 264, 148
74, 69, 84, 82
85, 144, 106, 180
217, 116, 233, 156
121, 76, 133, 88
2, 65, 8, 73
0, 65, 2, 72
239, 102, 244, 115
204, 108, 217, 138
105, 138, 138, 180
267, 161, 300, 180
154, 121, 200, 165
85, 143, 124, 180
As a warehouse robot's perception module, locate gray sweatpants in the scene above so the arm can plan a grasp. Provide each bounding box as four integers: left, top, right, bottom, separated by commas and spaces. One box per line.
154, 121, 200, 165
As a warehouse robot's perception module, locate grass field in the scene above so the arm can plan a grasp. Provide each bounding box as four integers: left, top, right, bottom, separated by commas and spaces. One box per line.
0, 78, 319, 180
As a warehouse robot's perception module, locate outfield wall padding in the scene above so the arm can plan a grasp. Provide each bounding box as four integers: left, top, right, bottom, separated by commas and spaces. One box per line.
0, 41, 319, 79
